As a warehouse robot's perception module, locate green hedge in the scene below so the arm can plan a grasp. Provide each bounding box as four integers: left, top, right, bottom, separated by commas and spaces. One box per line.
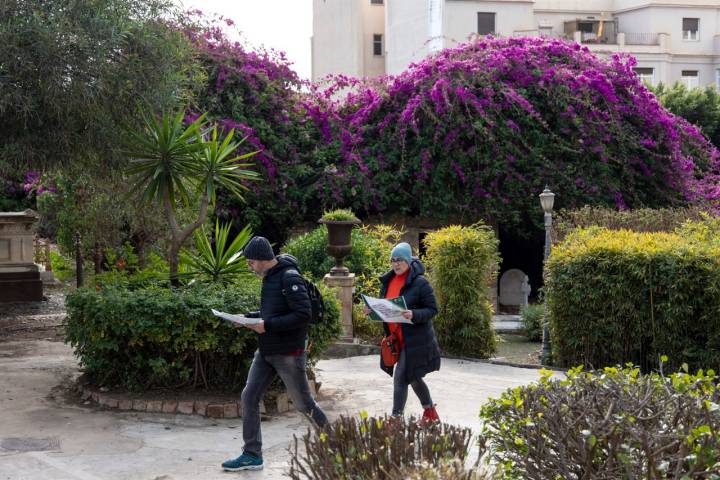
553, 205, 708, 243
546, 225, 720, 371
480, 365, 720, 478
65, 280, 341, 390
424, 224, 500, 358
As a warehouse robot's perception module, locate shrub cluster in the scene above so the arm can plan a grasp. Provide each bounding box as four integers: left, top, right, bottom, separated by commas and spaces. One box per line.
545, 223, 720, 372
289, 413, 479, 480
65, 280, 341, 390
520, 304, 545, 342
479, 365, 720, 479
424, 224, 499, 357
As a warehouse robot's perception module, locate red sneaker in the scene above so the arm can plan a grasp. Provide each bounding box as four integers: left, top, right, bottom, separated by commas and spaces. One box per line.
421, 405, 440, 424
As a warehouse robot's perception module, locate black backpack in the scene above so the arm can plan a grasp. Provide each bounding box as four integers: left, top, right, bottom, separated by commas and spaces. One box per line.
283, 270, 325, 325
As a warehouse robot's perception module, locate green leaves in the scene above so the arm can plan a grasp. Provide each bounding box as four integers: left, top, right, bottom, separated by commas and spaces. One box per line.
125, 111, 260, 208
126, 111, 208, 206
480, 364, 720, 478
192, 127, 260, 206
424, 224, 500, 357
180, 221, 253, 284
64, 282, 261, 390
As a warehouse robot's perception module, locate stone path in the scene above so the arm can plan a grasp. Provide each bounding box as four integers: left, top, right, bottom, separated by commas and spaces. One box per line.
0, 291, 545, 479
0, 341, 550, 480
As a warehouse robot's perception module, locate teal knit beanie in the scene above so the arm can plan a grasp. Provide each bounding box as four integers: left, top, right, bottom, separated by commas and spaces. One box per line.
390, 242, 412, 264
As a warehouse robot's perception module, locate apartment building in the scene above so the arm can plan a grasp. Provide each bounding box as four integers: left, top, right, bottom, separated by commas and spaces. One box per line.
312, 0, 720, 88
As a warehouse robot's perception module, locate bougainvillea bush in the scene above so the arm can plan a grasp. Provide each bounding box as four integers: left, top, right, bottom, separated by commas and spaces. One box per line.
308, 36, 720, 235
178, 11, 324, 241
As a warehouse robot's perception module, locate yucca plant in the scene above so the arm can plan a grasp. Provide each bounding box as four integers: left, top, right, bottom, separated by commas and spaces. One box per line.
180, 221, 253, 284
125, 110, 260, 285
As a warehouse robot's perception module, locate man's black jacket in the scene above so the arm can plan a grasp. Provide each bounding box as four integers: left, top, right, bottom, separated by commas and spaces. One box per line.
247, 254, 311, 355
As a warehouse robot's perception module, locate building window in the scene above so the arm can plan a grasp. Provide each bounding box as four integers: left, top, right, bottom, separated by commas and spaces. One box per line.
477, 12, 496, 35
370, 0, 383, 4
373, 34, 383, 56
681, 70, 699, 89
578, 22, 594, 33
682, 18, 699, 40
634, 67, 655, 86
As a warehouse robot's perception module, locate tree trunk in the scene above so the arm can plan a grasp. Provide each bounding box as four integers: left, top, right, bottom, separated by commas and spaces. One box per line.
169, 242, 181, 287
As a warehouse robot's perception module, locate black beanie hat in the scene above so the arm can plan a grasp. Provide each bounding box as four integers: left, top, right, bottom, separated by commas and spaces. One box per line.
243, 236, 274, 260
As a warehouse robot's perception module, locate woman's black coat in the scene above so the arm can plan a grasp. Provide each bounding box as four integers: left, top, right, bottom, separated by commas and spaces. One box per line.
378, 259, 441, 383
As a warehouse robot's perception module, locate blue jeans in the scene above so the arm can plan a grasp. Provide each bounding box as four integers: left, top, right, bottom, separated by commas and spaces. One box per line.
392, 348, 433, 415
241, 349, 327, 458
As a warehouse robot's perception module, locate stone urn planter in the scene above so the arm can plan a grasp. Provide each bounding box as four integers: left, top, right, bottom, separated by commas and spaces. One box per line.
318, 218, 360, 276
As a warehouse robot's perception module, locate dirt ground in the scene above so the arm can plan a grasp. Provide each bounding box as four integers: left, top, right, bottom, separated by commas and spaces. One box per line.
0, 286, 67, 343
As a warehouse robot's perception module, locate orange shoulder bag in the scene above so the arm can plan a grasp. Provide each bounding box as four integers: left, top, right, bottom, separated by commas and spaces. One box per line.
381, 333, 400, 367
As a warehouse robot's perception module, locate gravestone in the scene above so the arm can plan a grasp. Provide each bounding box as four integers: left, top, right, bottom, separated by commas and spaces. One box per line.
0, 210, 43, 302
498, 268, 530, 313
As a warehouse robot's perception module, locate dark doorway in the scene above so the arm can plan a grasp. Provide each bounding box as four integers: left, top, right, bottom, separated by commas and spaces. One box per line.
497, 227, 545, 303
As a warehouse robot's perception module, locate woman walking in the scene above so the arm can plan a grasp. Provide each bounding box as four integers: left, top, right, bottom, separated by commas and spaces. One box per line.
367, 242, 441, 422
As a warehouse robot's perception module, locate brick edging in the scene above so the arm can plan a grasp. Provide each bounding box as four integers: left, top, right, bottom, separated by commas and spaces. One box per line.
80, 380, 320, 418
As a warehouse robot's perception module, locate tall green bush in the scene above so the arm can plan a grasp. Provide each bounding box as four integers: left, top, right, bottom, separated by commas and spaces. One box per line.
65, 279, 341, 390
1, 0, 200, 173
546, 225, 720, 371
424, 224, 500, 357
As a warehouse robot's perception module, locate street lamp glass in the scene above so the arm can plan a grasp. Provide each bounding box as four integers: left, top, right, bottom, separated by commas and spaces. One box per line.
539, 187, 555, 214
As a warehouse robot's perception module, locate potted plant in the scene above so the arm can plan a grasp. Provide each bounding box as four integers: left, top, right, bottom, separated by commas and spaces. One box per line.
318, 209, 360, 276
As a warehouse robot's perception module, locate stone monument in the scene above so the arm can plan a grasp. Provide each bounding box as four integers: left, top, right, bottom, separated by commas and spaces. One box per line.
498, 268, 531, 313
0, 210, 43, 302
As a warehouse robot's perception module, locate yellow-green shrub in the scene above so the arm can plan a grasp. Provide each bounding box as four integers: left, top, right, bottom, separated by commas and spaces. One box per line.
424, 224, 500, 358
546, 225, 720, 371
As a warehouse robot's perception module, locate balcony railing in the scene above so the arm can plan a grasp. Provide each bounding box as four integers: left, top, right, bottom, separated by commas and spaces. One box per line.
512, 29, 563, 39
624, 32, 659, 45
513, 30, 662, 47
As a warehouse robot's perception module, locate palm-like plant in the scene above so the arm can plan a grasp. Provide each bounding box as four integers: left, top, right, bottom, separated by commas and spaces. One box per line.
125, 110, 260, 285
181, 221, 253, 283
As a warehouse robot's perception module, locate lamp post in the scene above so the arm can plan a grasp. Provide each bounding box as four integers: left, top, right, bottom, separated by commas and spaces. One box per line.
539, 186, 555, 365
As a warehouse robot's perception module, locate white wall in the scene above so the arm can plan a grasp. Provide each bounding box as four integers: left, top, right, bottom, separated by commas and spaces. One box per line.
669, 61, 717, 86
312, 0, 363, 81
534, 0, 614, 12
385, 0, 431, 75
444, 0, 535, 45
361, 0, 386, 77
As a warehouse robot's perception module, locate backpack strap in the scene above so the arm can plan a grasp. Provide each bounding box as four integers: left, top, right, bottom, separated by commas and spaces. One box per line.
281, 268, 306, 296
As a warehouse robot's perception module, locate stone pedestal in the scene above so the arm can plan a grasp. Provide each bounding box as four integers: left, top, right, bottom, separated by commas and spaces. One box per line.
324, 273, 355, 340
0, 210, 43, 302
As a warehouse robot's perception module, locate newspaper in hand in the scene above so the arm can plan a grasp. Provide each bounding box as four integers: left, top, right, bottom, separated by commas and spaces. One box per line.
361, 294, 412, 324
211, 309, 263, 326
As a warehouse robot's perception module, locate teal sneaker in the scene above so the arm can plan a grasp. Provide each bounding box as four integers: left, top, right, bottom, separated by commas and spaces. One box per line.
221, 453, 263, 472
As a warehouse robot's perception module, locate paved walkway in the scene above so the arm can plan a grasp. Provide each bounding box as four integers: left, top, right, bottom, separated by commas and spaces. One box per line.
0, 340, 549, 480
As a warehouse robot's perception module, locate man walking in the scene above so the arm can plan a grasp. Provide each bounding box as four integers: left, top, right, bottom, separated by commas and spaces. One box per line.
221, 236, 328, 472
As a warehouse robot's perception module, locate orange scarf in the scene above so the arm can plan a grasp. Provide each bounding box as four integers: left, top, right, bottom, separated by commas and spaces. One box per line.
385, 270, 408, 349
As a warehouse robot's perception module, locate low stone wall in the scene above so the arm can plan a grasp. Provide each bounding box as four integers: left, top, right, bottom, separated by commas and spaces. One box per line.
81, 380, 321, 418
